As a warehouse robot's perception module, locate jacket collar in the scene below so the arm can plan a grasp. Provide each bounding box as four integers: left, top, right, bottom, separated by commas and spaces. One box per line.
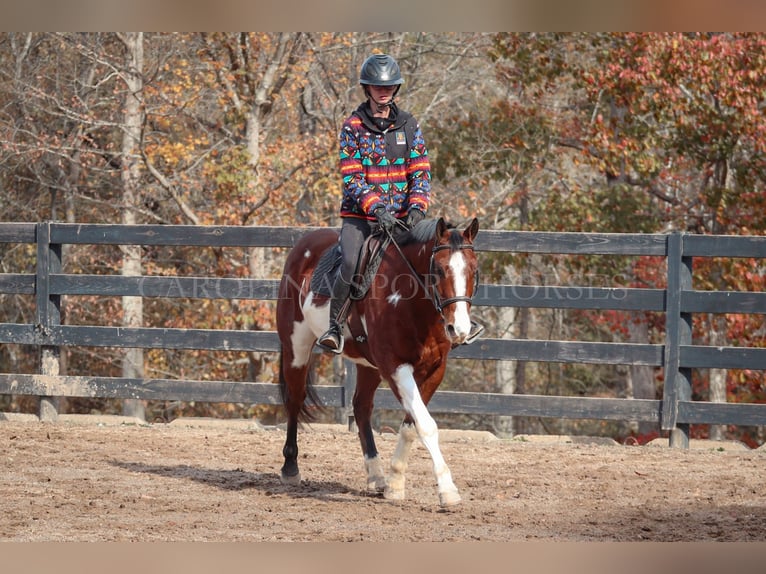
354, 101, 409, 133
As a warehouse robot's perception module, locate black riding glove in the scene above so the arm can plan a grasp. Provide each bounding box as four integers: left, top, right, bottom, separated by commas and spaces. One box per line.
406, 209, 425, 228
373, 207, 397, 233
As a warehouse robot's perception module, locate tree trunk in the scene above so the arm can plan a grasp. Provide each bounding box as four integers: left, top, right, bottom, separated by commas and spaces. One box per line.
707, 159, 731, 440
492, 305, 517, 438
119, 32, 145, 420
709, 314, 728, 440
240, 33, 302, 384
513, 187, 530, 435
627, 314, 658, 436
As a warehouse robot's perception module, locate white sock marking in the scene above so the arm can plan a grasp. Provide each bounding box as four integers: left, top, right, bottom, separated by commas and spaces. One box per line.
390, 364, 459, 502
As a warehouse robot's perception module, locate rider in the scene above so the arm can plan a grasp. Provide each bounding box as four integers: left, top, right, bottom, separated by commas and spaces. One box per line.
316, 53, 431, 354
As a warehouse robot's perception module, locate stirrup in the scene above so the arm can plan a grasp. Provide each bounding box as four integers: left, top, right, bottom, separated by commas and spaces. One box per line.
316, 326, 344, 354
463, 320, 485, 345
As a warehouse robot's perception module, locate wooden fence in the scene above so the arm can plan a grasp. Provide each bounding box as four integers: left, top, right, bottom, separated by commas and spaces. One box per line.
1, 221, 765, 447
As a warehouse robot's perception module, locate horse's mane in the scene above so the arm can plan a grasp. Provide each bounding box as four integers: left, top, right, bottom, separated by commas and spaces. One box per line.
397, 218, 455, 247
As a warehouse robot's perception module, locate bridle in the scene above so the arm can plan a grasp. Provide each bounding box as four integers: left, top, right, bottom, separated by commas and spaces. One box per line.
387, 229, 479, 316
428, 243, 479, 314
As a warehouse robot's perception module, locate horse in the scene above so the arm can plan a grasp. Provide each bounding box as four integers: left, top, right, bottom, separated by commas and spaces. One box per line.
275, 217, 480, 506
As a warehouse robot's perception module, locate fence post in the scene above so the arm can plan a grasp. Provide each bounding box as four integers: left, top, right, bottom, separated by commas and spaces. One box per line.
661, 232, 693, 447
36, 221, 62, 421
331, 356, 357, 430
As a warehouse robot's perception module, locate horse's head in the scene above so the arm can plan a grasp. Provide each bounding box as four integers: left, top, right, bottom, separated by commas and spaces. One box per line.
428, 217, 480, 346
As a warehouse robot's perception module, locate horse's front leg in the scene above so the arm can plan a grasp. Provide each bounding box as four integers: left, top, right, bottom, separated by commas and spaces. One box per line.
354, 365, 386, 492
388, 364, 461, 507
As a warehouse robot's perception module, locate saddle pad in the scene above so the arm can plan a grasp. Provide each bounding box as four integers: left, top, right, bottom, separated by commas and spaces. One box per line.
308, 233, 390, 300
309, 244, 342, 297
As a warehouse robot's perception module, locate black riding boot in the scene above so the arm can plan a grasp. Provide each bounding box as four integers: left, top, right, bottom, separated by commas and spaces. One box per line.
316, 276, 352, 354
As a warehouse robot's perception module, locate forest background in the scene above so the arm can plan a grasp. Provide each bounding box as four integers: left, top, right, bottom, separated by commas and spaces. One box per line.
0, 32, 764, 445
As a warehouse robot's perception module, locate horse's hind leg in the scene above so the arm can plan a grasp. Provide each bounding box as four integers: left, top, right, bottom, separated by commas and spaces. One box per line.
279, 360, 307, 485
354, 365, 386, 492
281, 417, 301, 484
279, 326, 316, 485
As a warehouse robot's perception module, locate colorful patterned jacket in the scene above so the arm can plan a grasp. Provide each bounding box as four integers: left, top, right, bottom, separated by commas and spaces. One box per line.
339, 102, 431, 220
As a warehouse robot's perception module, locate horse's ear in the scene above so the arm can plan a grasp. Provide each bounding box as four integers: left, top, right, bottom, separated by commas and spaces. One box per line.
436, 217, 448, 237
463, 217, 479, 242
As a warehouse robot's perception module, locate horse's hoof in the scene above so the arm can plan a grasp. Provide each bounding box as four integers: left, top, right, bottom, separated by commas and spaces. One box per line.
280, 471, 301, 486
439, 490, 462, 507
364, 458, 387, 493
383, 487, 405, 501
368, 477, 387, 493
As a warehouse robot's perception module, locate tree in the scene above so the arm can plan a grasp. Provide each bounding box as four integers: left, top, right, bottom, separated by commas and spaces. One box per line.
118, 32, 146, 419
580, 33, 766, 439
483, 32, 766, 439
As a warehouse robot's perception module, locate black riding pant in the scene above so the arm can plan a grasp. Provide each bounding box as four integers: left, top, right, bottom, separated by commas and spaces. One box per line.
338, 217, 373, 287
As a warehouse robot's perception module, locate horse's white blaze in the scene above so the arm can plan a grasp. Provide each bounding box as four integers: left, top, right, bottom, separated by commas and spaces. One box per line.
303, 249, 312, 259
390, 363, 459, 504
448, 251, 472, 338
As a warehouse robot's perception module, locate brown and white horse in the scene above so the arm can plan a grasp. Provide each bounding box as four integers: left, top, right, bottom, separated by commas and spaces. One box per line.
276, 217, 480, 506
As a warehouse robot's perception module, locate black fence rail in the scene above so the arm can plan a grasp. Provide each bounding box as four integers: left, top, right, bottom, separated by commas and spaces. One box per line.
1, 221, 765, 447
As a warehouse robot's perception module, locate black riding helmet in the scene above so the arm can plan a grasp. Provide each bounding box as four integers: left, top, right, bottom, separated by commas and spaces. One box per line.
360, 54, 403, 99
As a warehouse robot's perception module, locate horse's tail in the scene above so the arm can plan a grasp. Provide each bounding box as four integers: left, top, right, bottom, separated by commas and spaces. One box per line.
278, 354, 323, 423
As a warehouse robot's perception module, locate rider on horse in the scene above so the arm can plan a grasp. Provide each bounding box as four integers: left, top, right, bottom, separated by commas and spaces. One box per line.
316, 53, 431, 353
317, 53, 482, 354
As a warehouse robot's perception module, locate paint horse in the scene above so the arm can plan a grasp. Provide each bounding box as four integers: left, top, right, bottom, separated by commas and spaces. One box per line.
276, 217, 480, 506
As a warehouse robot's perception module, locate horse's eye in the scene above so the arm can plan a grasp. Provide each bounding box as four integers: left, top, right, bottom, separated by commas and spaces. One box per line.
432, 264, 446, 278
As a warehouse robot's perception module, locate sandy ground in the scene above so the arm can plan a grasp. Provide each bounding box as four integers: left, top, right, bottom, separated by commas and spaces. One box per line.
2, 415, 766, 542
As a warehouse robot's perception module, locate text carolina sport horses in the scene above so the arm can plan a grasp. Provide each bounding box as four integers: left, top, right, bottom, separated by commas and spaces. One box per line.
276, 217, 480, 506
